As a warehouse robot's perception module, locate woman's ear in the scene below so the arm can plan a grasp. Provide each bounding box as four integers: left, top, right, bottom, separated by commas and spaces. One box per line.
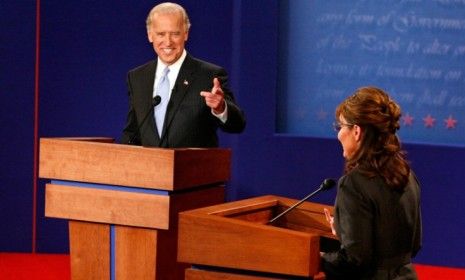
353, 125, 362, 142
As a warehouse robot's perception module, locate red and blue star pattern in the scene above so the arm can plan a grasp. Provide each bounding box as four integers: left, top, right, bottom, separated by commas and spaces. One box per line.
315, 108, 459, 130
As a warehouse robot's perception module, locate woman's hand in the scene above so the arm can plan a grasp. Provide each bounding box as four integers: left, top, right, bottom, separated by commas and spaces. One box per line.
324, 208, 336, 236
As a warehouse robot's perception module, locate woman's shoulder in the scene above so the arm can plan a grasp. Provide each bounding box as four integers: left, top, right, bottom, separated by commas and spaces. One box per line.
340, 167, 372, 186
339, 168, 386, 195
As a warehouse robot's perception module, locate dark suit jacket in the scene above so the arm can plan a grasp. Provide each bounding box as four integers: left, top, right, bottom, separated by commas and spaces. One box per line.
322, 168, 422, 280
121, 54, 246, 148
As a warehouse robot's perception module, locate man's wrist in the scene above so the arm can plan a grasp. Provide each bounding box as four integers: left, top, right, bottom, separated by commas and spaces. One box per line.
212, 101, 228, 123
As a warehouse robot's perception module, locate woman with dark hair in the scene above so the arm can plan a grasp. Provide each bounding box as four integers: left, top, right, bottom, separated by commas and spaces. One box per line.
321, 87, 422, 280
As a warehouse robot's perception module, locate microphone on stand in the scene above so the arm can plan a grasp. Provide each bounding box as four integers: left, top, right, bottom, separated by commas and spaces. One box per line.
268, 178, 336, 224
128, 95, 162, 145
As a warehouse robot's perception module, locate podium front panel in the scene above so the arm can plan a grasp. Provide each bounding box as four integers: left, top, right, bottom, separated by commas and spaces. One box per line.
39, 138, 231, 190
178, 195, 331, 277
45, 181, 170, 229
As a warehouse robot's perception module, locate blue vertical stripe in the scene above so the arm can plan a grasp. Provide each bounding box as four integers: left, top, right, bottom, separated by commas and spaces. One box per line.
110, 225, 115, 280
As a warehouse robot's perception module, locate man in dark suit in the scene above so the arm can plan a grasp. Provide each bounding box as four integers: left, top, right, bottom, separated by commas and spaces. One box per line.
121, 2, 246, 148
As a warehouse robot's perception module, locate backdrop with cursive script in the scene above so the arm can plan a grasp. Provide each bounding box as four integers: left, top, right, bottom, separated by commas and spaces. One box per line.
277, 0, 465, 146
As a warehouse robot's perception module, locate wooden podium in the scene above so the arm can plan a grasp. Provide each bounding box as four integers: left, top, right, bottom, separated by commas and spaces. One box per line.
39, 138, 230, 280
178, 195, 338, 279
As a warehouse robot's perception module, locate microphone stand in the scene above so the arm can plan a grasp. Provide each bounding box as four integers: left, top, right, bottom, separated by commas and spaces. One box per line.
268, 188, 324, 224
128, 96, 161, 145
268, 178, 336, 224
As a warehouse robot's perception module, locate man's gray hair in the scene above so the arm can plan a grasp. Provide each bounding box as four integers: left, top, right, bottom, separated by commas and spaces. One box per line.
146, 2, 191, 32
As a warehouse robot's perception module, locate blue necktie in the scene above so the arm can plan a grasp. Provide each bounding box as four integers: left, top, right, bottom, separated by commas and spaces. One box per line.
154, 67, 170, 137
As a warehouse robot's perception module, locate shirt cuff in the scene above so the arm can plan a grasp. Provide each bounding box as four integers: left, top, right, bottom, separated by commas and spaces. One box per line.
212, 102, 228, 123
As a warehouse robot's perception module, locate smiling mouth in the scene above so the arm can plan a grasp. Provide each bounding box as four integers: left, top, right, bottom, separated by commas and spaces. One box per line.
161, 48, 175, 55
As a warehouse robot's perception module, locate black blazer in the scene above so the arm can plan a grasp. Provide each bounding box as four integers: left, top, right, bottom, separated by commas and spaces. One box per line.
121, 54, 246, 148
322, 169, 422, 279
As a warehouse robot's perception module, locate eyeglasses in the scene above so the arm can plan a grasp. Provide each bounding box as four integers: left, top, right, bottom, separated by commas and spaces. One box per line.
333, 122, 354, 132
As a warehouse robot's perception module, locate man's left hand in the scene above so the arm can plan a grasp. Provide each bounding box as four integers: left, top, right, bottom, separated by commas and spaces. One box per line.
200, 77, 226, 114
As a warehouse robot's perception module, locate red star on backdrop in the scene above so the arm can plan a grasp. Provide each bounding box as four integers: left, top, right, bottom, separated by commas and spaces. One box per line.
423, 114, 436, 128
402, 113, 414, 126
444, 115, 458, 129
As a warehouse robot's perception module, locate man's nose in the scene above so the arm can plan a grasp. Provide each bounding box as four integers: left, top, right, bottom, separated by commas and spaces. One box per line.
163, 34, 173, 44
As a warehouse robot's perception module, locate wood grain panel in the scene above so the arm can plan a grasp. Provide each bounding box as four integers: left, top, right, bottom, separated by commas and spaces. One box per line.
45, 183, 170, 229
39, 138, 231, 190
178, 195, 336, 278
153, 185, 225, 280
69, 221, 109, 280
115, 226, 157, 280
185, 268, 276, 280
186, 269, 326, 280
179, 212, 319, 276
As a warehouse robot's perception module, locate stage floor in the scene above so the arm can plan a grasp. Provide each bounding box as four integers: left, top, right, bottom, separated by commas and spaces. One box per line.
0, 253, 464, 279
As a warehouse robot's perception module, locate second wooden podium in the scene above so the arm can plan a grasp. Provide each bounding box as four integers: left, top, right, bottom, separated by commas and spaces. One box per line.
39, 137, 231, 280
178, 195, 339, 279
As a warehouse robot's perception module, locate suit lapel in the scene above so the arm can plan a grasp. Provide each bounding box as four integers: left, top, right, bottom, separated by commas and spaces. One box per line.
142, 61, 160, 142
160, 55, 198, 140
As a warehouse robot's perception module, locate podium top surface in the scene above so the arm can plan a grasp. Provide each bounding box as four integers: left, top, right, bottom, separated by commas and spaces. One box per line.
39, 138, 231, 190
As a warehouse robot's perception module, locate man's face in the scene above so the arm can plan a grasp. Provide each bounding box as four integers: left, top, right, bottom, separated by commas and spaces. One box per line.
147, 12, 188, 65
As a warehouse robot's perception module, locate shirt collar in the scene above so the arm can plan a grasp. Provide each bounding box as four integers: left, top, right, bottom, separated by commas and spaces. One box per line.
156, 49, 187, 75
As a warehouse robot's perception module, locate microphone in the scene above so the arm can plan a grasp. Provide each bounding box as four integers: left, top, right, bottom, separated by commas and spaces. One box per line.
128, 95, 162, 144
268, 178, 336, 224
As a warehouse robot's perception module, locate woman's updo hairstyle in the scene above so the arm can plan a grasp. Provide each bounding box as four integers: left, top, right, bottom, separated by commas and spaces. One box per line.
336, 86, 410, 190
